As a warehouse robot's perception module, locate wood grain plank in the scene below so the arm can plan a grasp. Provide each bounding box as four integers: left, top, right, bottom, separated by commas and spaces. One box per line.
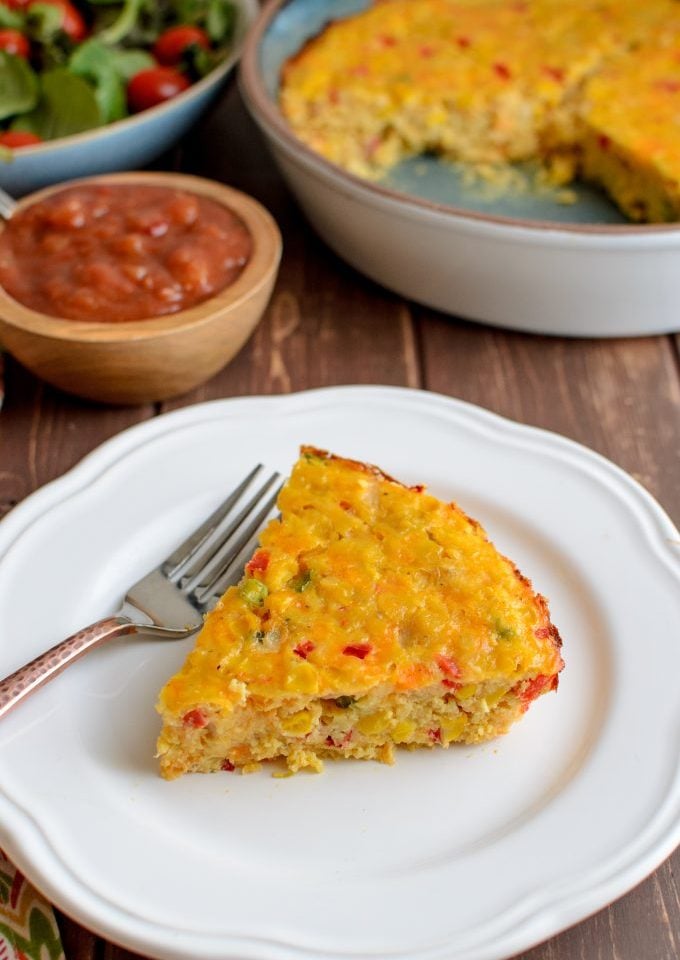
517, 851, 680, 960
0, 359, 154, 520
417, 315, 680, 521
54, 910, 97, 960
102, 945, 144, 960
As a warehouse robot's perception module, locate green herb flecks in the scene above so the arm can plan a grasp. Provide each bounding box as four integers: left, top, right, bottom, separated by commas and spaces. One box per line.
494, 619, 516, 640
239, 578, 269, 607
291, 570, 312, 593
334, 696, 357, 709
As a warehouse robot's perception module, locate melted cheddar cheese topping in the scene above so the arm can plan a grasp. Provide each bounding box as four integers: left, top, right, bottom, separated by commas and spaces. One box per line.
159, 448, 562, 716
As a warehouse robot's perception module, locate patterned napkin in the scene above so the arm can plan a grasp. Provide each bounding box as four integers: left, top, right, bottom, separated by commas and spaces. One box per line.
0, 851, 65, 960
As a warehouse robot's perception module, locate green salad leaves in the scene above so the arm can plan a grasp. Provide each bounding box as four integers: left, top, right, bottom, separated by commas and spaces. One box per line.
0, 52, 38, 121
0, 0, 236, 147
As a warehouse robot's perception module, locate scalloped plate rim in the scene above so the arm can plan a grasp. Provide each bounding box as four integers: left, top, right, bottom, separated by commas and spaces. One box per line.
0, 385, 678, 960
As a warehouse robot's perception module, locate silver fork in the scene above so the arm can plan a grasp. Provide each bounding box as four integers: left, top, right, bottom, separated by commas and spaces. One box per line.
0, 465, 282, 720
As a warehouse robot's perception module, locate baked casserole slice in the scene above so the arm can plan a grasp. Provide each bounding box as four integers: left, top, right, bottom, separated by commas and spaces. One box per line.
156, 447, 563, 777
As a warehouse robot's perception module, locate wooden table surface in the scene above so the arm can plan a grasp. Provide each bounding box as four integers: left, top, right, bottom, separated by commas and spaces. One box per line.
1, 83, 679, 960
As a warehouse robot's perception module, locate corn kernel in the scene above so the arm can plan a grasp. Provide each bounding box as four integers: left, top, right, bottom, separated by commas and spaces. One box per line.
280, 710, 314, 735
481, 688, 506, 710
441, 714, 468, 743
392, 719, 416, 741
456, 684, 477, 700
284, 660, 319, 694
357, 710, 390, 735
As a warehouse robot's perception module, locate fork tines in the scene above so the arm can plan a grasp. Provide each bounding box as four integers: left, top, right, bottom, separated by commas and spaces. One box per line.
163, 465, 282, 613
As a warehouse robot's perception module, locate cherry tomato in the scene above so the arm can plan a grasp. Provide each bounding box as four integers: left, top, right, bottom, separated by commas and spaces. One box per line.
127, 67, 191, 112
153, 24, 209, 66
26, 0, 86, 41
0, 131, 42, 148
0, 28, 29, 57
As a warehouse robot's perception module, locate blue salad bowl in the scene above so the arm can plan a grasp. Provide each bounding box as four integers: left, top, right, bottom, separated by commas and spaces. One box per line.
0, 0, 258, 197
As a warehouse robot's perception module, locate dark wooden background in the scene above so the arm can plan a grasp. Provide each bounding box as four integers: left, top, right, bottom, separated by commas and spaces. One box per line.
1, 82, 679, 960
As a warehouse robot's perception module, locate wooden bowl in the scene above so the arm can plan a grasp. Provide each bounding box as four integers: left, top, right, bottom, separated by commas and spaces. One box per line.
0, 172, 282, 404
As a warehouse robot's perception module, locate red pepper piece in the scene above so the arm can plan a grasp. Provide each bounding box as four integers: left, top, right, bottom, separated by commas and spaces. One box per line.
343, 643, 372, 659
493, 62, 512, 80
654, 79, 680, 93
542, 65, 565, 83
455, 35, 471, 48
428, 728, 442, 743
245, 549, 270, 576
436, 654, 461, 679
518, 674, 558, 704
325, 735, 336, 747
221, 759, 235, 772
598, 134, 611, 151
183, 709, 208, 728
294, 640, 315, 659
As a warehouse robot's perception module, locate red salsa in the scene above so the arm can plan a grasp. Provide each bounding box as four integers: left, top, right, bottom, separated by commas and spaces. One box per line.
0, 184, 253, 322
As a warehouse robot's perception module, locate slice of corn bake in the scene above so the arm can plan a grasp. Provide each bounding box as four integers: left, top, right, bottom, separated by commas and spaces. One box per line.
156, 447, 563, 778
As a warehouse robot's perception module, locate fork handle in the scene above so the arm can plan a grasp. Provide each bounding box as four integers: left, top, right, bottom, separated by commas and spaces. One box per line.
0, 616, 136, 720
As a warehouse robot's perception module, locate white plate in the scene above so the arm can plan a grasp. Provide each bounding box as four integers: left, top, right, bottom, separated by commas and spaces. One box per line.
0, 386, 678, 960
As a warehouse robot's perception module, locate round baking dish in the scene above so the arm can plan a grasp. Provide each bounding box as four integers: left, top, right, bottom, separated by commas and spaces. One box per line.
239, 0, 680, 338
